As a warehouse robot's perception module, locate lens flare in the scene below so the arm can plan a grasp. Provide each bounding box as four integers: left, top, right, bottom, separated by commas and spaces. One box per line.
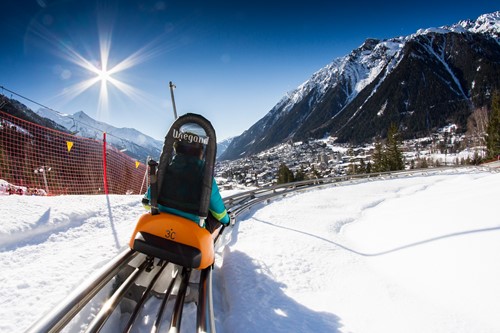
28, 13, 175, 121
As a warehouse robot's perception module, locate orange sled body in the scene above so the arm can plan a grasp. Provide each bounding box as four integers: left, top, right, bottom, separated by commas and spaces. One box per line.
129, 212, 214, 269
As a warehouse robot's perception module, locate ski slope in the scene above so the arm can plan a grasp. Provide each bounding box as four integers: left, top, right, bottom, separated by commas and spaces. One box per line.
1, 168, 500, 333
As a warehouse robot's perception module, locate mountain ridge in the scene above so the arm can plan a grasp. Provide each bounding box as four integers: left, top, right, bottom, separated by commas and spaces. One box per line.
220, 11, 500, 160
2, 92, 235, 160
35, 108, 163, 162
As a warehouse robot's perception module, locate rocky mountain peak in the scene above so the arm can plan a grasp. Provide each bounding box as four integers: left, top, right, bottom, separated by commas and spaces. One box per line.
220, 11, 500, 160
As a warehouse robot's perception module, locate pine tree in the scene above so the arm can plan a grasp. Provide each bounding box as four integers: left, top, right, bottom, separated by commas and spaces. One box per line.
294, 168, 306, 182
358, 159, 367, 174
347, 147, 355, 175
386, 123, 404, 171
365, 161, 372, 174
371, 137, 386, 172
277, 163, 294, 184
486, 91, 500, 160
418, 157, 429, 168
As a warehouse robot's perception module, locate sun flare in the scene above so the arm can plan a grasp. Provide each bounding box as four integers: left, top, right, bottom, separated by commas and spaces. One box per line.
32, 17, 170, 120
98, 68, 110, 83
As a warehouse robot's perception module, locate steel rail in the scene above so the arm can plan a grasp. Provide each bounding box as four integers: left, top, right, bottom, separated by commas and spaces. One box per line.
222, 165, 496, 210
122, 260, 170, 332
170, 267, 191, 332
206, 266, 216, 332
25, 249, 139, 333
151, 264, 181, 333
84, 258, 153, 333
25, 166, 494, 333
196, 267, 210, 332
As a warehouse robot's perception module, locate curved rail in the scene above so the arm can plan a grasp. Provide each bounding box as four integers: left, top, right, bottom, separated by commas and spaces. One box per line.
25, 166, 496, 332
25, 231, 225, 333
25, 249, 138, 333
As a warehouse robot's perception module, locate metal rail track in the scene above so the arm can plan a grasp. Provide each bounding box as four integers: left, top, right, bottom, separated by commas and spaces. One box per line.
25, 166, 496, 333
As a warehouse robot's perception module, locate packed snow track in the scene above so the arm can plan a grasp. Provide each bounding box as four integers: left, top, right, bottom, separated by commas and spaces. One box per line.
24, 166, 497, 333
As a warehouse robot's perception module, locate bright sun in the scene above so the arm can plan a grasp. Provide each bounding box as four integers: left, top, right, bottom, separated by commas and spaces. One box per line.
98, 68, 110, 83
44, 13, 171, 117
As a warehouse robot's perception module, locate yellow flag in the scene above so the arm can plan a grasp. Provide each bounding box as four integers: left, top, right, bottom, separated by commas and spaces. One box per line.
66, 141, 74, 152
135, 161, 140, 168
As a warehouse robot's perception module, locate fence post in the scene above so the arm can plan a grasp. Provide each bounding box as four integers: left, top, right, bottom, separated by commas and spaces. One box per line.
102, 132, 109, 195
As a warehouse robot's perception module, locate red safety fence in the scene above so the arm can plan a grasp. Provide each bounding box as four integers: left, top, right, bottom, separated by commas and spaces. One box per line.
0, 110, 148, 195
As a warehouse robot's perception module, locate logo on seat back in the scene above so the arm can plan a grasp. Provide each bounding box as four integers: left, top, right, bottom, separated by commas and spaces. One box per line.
173, 129, 209, 144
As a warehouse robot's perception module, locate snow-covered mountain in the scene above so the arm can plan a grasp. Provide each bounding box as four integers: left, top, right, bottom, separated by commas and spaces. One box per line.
221, 11, 500, 160
35, 109, 163, 162
217, 137, 234, 158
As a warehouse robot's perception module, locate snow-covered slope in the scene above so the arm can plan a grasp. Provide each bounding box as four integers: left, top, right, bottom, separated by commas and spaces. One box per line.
1, 169, 499, 332
450, 11, 500, 38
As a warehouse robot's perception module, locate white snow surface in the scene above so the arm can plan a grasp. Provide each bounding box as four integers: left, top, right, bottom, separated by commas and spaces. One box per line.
1, 168, 500, 333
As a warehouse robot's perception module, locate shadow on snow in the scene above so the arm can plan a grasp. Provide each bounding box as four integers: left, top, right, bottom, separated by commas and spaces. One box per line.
216, 250, 342, 333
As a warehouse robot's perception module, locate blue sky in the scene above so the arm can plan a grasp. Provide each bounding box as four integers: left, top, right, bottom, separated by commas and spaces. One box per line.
1, 1, 498, 141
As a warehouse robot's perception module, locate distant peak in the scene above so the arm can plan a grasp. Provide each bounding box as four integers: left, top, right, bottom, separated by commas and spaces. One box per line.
73, 110, 87, 117
360, 38, 381, 51
469, 11, 500, 36
415, 11, 500, 38
73, 111, 94, 122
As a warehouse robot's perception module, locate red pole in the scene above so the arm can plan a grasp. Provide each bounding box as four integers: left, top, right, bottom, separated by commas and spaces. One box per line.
102, 132, 109, 195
